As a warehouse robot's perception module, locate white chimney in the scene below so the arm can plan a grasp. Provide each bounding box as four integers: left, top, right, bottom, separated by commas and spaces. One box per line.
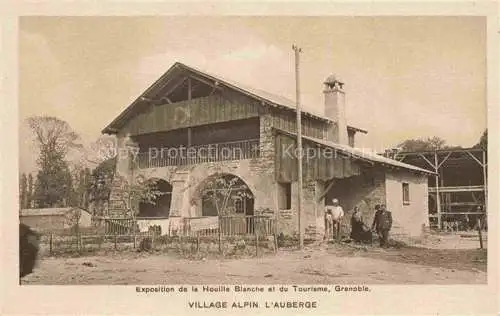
323, 74, 348, 145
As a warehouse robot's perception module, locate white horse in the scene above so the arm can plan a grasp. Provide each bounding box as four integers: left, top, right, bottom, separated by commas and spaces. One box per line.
324, 205, 344, 241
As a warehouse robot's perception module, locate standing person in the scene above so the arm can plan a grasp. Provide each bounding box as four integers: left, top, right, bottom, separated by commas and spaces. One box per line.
324, 208, 334, 241
371, 204, 392, 248
350, 206, 363, 242
19, 223, 40, 279
325, 198, 344, 241
351, 206, 373, 244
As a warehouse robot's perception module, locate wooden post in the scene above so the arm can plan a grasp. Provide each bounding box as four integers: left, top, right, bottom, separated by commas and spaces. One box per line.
78, 234, 82, 252
434, 152, 442, 230
275, 217, 280, 252
187, 77, 192, 100
196, 232, 200, 254
477, 218, 484, 249
165, 234, 170, 252
482, 150, 487, 213
255, 217, 259, 256
133, 234, 136, 249
114, 235, 118, 250
152, 232, 156, 251
292, 44, 304, 250
49, 233, 53, 255
218, 215, 222, 254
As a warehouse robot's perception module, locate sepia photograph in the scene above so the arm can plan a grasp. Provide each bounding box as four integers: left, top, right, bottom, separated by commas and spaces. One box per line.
0, 0, 494, 316
2, 4, 497, 314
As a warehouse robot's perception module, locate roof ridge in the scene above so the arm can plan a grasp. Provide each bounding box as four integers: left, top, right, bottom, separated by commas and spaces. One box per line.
103, 61, 367, 134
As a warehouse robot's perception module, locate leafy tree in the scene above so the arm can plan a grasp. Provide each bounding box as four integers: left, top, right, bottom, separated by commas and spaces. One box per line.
33, 161, 73, 208
27, 173, 34, 208
125, 176, 166, 218
27, 116, 82, 207
88, 157, 117, 216
82, 168, 92, 209
474, 129, 487, 150
19, 173, 28, 209
77, 168, 88, 209
397, 136, 448, 152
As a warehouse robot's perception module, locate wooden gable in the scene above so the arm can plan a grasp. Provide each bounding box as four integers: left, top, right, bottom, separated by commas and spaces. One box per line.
120, 76, 261, 136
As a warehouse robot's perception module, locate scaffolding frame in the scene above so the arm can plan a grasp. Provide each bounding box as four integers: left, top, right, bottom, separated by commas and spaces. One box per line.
390, 148, 487, 229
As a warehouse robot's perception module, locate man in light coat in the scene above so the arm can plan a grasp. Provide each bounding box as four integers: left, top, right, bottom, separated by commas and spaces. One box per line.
324, 198, 344, 241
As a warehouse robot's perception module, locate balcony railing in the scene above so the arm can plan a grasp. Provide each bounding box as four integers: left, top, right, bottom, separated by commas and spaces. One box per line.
134, 139, 260, 169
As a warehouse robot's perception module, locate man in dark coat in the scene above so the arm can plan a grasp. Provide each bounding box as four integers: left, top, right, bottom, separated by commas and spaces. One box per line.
350, 206, 372, 243
371, 204, 392, 248
19, 223, 40, 279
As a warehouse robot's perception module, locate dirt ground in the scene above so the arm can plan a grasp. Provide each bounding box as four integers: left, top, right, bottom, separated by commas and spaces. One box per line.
22, 237, 487, 285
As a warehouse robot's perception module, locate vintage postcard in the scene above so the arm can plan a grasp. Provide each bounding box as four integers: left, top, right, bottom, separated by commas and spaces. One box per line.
1, 1, 499, 315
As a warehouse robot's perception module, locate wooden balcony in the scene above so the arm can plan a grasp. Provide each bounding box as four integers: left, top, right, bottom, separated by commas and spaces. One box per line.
134, 139, 260, 169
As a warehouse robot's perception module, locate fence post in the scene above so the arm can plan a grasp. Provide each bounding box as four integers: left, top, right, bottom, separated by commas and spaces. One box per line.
179, 234, 183, 253
218, 216, 222, 254
133, 234, 136, 249
114, 234, 118, 250
49, 233, 53, 255
152, 232, 156, 251
196, 232, 200, 254
165, 233, 170, 252
273, 218, 278, 253
477, 218, 484, 249
78, 233, 82, 253
255, 217, 259, 257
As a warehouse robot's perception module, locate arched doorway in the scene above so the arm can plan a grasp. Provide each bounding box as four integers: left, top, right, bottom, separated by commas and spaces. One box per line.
198, 173, 255, 233
137, 178, 172, 218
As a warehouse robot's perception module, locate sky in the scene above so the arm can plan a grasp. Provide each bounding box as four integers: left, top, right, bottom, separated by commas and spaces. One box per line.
19, 16, 487, 174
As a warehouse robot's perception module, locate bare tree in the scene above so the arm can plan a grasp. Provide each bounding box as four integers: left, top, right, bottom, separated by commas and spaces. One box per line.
26, 116, 83, 156
193, 173, 253, 216
65, 207, 82, 234
80, 134, 118, 166
19, 173, 28, 209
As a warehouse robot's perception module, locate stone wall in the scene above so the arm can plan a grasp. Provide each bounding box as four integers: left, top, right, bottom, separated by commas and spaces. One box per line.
110, 112, 279, 221
325, 168, 387, 237
276, 179, 323, 240
322, 167, 429, 242
134, 159, 277, 218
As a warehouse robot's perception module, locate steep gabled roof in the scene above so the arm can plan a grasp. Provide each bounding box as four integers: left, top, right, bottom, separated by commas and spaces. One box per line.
102, 62, 367, 134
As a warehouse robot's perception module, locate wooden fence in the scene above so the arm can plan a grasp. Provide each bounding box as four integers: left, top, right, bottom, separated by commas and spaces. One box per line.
39, 215, 278, 257
183, 215, 276, 237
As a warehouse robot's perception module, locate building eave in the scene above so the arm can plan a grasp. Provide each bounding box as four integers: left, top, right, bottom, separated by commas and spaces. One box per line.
101, 62, 368, 135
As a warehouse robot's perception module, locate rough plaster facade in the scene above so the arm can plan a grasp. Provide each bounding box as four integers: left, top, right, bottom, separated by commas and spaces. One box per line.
20, 210, 92, 232
20, 215, 68, 231
385, 170, 429, 240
